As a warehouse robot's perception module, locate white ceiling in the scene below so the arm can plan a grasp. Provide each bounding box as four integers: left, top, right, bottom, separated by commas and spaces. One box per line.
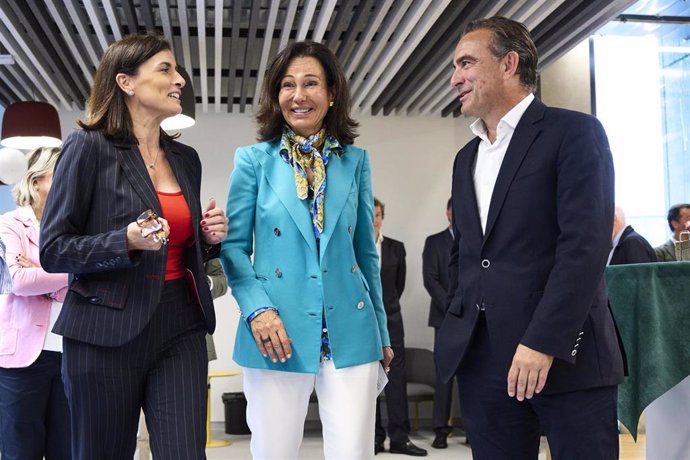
0, 0, 639, 117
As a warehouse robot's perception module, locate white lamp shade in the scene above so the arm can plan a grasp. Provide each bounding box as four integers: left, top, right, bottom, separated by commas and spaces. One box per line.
1, 135, 62, 150
1, 101, 62, 150
0, 147, 28, 185
161, 113, 196, 131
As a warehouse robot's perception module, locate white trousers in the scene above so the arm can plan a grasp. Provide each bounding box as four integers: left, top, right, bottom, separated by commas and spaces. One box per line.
243, 360, 379, 460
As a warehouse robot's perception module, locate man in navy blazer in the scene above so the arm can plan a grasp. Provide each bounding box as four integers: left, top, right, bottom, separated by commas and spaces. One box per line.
421, 198, 457, 448
609, 206, 656, 265
437, 17, 624, 459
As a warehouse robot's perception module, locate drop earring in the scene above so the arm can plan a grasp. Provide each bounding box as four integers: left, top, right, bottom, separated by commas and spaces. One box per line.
329, 101, 334, 107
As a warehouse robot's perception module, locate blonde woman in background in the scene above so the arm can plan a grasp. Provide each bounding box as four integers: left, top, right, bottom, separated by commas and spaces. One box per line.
0, 147, 70, 460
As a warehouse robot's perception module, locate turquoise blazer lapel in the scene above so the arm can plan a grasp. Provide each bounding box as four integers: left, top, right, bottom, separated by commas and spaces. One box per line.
320, 149, 357, 262
258, 145, 318, 254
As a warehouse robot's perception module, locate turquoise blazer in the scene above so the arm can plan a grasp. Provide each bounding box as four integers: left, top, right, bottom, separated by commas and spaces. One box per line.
222, 139, 390, 373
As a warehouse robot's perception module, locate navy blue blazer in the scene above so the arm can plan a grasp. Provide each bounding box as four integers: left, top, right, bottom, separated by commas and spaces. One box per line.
437, 99, 625, 394
610, 225, 657, 265
381, 236, 406, 347
422, 228, 453, 328
40, 129, 218, 347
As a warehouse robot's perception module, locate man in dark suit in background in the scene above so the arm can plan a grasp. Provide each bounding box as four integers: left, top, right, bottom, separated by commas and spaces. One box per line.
609, 206, 657, 265
421, 198, 456, 449
374, 198, 427, 457
437, 17, 624, 460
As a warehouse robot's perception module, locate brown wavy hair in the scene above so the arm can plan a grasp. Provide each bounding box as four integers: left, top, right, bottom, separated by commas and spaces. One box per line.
255, 41, 358, 145
78, 33, 177, 143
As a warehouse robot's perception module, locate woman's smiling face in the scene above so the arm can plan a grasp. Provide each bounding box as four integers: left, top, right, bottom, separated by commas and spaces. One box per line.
278, 56, 332, 137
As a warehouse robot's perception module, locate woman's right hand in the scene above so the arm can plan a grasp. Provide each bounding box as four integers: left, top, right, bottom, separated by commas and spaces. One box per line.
15, 254, 36, 268
250, 309, 292, 363
126, 218, 170, 251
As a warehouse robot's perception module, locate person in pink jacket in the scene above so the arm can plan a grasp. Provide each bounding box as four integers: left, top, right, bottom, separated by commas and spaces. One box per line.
0, 146, 70, 460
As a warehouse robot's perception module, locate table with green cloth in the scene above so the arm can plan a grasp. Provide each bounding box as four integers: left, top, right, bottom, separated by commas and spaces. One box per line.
607, 261, 690, 455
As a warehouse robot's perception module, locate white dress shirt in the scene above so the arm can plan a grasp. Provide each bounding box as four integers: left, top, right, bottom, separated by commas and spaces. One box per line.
471, 93, 535, 233
375, 232, 383, 269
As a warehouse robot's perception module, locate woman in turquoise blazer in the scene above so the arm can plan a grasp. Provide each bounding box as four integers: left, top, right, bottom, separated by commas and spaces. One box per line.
222, 41, 391, 460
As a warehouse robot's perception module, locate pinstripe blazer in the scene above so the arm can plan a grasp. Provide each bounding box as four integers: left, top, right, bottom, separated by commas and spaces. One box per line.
39, 129, 218, 347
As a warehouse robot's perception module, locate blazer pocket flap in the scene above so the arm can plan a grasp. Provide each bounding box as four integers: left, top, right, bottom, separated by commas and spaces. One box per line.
448, 296, 463, 317
69, 277, 128, 310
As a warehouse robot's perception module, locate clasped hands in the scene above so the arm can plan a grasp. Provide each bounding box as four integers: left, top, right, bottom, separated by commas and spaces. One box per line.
507, 343, 554, 401
127, 198, 228, 251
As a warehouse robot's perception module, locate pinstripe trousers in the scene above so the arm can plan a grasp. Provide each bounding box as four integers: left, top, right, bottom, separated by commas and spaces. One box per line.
61, 279, 208, 460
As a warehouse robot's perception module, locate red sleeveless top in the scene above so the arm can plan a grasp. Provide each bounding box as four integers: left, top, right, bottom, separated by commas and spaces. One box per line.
157, 191, 194, 280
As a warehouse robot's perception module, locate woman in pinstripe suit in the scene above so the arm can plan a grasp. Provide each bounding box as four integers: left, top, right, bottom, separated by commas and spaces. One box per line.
39, 34, 228, 460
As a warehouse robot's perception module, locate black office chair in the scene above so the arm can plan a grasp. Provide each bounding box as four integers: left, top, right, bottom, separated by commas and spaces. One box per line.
404, 347, 436, 431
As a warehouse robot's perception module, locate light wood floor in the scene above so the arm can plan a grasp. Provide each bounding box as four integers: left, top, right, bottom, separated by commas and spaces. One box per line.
546, 434, 645, 460
620, 433, 646, 460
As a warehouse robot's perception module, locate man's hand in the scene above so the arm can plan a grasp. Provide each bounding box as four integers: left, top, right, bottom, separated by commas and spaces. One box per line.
507, 344, 554, 401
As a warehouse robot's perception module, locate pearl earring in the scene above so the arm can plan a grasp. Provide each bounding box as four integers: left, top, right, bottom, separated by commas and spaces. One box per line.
329, 101, 334, 107
128, 90, 134, 96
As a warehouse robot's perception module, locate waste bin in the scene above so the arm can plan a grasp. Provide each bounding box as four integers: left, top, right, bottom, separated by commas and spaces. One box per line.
222, 392, 251, 434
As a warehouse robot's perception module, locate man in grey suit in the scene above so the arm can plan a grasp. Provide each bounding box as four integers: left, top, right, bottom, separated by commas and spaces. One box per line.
422, 198, 456, 448
655, 203, 690, 261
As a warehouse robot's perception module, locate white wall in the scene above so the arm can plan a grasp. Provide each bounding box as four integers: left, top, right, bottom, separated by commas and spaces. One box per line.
54, 39, 592, 421
540, 39, 592, 114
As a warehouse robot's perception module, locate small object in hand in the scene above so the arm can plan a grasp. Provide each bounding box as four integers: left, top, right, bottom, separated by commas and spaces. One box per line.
136, 209, 168, 245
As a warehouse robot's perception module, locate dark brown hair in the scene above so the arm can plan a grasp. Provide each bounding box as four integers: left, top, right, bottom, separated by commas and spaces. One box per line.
374, 197, 385, 218
465, 17, 538, 91
78, 33, 177, 142
255, 41, 358, 145
667, 203, 690, 232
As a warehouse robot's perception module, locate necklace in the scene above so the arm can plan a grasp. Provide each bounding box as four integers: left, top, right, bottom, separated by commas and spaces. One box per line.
142, 147, 161, 169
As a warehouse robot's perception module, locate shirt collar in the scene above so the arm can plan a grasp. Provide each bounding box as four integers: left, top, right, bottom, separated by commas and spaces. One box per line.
470, 93, 535, 142
612, 226, 627, 248
15, 206, 38, 226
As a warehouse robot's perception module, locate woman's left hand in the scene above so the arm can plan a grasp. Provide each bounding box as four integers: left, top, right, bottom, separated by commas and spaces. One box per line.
200, 198, 228, 245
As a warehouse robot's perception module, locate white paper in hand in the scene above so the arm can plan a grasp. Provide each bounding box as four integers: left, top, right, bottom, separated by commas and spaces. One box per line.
377, 363, 389, 396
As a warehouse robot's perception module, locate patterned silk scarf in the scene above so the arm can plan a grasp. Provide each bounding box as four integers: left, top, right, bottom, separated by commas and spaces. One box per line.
279, 126, 342, 239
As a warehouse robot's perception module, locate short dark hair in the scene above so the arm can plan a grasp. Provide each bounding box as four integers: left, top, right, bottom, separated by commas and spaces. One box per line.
374, 197, 385, 218
667, 204, 690, 232
447, 197, 452, 210
465, 16, 538, 91
255, 41, 358, 144
78, 33, 176, 143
